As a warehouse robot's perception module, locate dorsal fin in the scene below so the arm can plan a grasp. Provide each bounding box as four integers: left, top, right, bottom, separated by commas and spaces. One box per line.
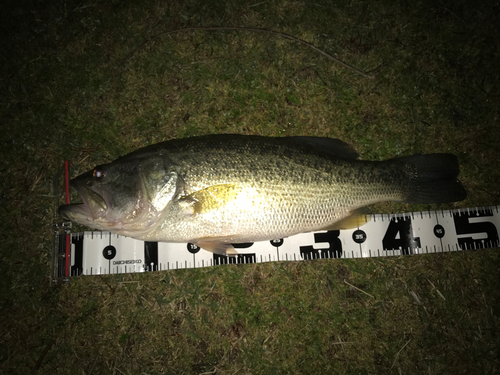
287, 137, 359, 159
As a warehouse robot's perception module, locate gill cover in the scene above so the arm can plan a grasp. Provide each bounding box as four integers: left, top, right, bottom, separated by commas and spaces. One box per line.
59, 154, 181, 234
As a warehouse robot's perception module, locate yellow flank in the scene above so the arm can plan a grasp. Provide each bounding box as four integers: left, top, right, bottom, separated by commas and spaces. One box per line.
183, 183, 243, 214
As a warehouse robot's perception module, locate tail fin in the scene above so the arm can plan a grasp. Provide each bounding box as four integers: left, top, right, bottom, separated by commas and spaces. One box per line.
397, 154, 467, 204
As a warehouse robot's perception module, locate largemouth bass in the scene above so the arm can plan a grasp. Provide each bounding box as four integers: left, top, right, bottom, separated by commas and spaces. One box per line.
58, 135, 466, 254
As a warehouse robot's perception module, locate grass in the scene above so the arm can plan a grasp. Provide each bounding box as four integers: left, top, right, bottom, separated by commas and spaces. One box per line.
1, 0, 499, 373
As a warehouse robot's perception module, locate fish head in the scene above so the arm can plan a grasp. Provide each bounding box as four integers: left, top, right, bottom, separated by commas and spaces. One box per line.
58, 155, 180, 236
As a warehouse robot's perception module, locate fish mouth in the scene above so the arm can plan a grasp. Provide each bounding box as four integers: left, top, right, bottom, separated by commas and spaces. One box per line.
58, 182, 110, 222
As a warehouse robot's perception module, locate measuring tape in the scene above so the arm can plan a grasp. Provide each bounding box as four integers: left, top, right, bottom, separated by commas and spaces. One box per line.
52, 206, 500, 283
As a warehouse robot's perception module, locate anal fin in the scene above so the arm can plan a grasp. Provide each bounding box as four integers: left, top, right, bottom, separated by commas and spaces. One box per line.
321, 208, 371, 230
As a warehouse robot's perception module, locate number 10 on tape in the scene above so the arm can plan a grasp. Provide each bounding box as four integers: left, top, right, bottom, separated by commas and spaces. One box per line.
53, 206, 500, 281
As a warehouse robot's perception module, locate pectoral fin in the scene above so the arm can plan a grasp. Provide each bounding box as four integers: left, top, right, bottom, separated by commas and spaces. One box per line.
321, 208, 371, 230
178, 183, 242, 215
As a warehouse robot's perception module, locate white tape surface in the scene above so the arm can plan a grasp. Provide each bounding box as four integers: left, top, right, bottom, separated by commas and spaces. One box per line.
53, 206, 500, 279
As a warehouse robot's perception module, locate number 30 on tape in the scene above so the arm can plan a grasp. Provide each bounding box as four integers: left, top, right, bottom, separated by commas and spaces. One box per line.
53, 206, 500, 280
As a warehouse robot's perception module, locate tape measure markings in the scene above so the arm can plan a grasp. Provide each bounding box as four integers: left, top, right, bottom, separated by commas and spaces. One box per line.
52, 206, 500, 282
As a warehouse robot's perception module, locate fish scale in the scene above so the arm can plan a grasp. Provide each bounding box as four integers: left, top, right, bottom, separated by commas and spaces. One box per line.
59, 135, 466, 254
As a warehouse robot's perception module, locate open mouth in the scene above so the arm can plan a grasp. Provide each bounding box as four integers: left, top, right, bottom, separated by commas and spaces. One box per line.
58, 182, 109, 221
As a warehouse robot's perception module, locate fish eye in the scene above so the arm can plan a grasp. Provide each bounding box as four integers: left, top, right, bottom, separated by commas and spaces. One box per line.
93, 168, 106, 180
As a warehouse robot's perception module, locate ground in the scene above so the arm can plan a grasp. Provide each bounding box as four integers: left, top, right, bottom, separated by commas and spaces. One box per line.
1, 0, 499, 373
